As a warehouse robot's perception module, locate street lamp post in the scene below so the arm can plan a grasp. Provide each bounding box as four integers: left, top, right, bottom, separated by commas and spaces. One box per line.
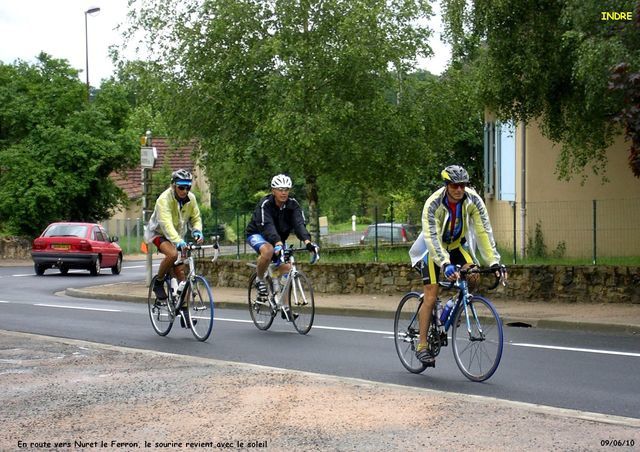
84, 7, 101, 99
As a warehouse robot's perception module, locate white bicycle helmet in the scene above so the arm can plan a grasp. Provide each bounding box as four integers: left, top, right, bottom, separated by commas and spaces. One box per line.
271, 174, 292, 189
441, 165, 470, 184
171, 168, 193, 183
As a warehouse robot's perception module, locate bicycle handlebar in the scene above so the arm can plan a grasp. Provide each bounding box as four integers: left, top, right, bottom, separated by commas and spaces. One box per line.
439, 265, 507, 290
281, 245, 320, 264
180, 235, 221, 262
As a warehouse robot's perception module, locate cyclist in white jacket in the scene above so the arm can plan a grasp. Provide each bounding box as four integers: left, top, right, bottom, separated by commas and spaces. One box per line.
409, 165, 504, 365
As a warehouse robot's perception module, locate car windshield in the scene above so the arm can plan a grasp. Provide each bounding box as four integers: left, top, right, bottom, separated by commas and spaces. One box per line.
44, 224, 88, 238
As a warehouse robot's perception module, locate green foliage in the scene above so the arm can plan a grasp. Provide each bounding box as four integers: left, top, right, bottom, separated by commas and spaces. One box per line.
119, 0, 438, 223
110, 60, 171, 136
609, 62, 640, 177
527, 221, 548, 258
388, 192, 422, 224
526, 221, 566, 259
551, 241, 567, 259
441, 0, 640, 180
0, 54, 137, 237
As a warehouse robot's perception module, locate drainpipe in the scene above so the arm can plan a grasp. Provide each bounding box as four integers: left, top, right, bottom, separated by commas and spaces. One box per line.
519, 121, 527, 259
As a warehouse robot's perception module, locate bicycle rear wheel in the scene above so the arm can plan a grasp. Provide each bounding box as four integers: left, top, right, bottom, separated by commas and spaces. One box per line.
393, 292, 427, 374
287, 271, 315, 335
147, 276, 174, 336
451, 295, 503, 382
248, 273, 276, 330
185, 276, 214, 342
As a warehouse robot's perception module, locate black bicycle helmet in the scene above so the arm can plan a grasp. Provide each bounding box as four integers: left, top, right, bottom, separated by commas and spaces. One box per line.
171, 168, 193, 183
441, 165, 470, 184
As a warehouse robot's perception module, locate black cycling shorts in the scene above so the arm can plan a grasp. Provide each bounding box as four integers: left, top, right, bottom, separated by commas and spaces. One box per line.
414, 247, 473, 285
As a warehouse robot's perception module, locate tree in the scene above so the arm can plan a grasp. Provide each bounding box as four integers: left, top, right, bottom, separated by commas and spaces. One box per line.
441, 0, 640, 179
120, 0, 434, 232
0, 54, 138, 237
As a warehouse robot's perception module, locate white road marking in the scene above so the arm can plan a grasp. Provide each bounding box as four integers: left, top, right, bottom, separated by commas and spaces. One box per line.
215, 317, 391, 334
511, 342, 640, 358
215, 317, 253, 324
315, 325, 392, 335
0, 300, 9, 303
34, 304, 121, 313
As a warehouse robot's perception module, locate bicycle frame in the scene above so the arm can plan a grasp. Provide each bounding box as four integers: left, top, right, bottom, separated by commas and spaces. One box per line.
440, 266, 506, 335
247, 244, 316, 334
253, 246, 306, 309
148, 238, 219, 341
169, 241, 219, 312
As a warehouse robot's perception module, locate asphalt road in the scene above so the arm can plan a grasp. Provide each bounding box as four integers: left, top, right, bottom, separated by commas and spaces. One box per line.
1, 262, 639, 420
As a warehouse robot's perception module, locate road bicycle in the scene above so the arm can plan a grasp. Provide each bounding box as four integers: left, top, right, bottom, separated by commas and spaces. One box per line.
147, 238, 219, 342
393, 265, 507, 382
247, 245, 316, 335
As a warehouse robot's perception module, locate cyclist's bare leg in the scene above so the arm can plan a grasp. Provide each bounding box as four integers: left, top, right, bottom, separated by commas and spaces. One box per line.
157, 241, 179, 281
256, 243, 274, 279
418, 284, 438, 347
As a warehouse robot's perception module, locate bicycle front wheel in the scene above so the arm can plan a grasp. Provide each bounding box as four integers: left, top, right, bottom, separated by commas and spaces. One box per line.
248, 273, 275, 330
451, 296, 503, 382
393, 292, 427, 374
185, 276, 214, 342
287, 271, 315, 335
147, 276, 174, 336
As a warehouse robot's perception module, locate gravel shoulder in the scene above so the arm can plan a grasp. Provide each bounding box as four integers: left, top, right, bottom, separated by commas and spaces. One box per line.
1, 330, 638, 451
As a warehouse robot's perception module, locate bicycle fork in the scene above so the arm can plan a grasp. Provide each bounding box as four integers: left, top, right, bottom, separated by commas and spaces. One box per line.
461, 298, 486, 342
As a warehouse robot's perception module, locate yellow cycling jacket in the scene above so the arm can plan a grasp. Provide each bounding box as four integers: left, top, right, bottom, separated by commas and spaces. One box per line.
144, 187, 202, 245
411, 186, 500, 269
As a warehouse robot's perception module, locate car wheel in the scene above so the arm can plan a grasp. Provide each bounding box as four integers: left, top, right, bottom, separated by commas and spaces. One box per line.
59, 265, 69, 275
111, 255, 122, 275
90, 257, 101, 276
34, 263, 45, 276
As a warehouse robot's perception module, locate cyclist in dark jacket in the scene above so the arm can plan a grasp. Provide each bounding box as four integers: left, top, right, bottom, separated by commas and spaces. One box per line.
246, 174, 319, 314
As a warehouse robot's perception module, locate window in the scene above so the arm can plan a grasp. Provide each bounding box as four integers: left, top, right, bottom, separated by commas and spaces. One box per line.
497, 121, 516, 201
484, 120, 516, 201
93, 227, 105, 242
44, 224, 87, 238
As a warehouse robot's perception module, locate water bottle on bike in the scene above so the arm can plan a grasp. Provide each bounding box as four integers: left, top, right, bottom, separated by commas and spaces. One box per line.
440, 297, 455, 324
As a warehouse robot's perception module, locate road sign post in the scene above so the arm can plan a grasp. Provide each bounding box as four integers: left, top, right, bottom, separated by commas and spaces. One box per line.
141, 133, 156, 286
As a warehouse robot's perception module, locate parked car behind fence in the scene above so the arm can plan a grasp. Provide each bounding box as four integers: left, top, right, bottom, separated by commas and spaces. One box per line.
359, 223, 418, 245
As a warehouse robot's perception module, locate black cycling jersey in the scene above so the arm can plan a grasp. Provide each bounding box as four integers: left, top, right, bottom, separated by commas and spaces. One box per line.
245, 194, 311, 245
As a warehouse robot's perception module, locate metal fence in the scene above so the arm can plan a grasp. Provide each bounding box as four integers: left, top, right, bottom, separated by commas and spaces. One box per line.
489, 198, 640, 264
103, 197, 640, 264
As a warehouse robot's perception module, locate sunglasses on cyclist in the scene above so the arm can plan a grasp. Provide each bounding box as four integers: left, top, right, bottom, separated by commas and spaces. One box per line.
176, 185, 192, 191
447, 183, 466, 190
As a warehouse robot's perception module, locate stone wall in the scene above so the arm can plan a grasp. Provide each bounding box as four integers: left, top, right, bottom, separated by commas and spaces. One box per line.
0, 237, 31, 260
198, 259, 640, 304
2, 235, 637, 304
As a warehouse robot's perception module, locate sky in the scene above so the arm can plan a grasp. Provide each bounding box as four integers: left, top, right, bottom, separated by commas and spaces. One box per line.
0, 0, 451, 88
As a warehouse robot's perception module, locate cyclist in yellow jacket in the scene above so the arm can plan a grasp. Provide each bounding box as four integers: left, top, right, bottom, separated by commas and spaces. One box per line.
409, 165, 505, 366
144, 169, 203, 312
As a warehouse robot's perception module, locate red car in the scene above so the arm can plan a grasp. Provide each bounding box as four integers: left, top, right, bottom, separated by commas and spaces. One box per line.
31, 222, 123, 276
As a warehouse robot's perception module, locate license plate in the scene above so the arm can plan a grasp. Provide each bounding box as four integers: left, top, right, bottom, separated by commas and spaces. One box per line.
51, 244, 70, 250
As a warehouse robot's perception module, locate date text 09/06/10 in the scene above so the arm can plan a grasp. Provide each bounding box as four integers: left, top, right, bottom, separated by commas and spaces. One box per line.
600, 439, 635, 447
